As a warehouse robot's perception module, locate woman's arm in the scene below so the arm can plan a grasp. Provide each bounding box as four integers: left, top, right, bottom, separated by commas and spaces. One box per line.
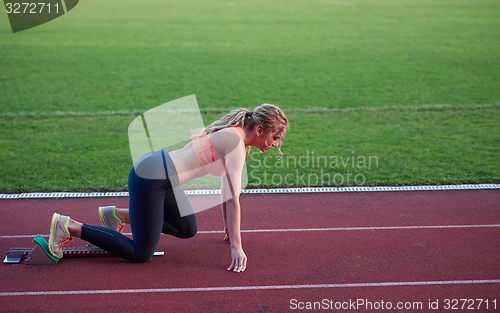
221, 170, 247, 272
220, 133, 247, 272
221, 177, 229, 241
225, 196, 246, 272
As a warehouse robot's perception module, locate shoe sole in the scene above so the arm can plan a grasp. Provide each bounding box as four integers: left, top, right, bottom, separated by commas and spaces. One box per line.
48, 213, 62, 259
98, 207, 107, 228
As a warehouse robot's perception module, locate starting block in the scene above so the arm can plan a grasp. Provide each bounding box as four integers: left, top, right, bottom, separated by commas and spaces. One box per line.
3, 234, 164, 265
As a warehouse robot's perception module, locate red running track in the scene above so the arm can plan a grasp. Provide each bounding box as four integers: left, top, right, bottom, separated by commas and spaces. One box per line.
0, 189, 499, 312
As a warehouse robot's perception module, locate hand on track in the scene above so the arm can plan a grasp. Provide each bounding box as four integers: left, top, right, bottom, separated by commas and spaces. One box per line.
227, 247, 247, 273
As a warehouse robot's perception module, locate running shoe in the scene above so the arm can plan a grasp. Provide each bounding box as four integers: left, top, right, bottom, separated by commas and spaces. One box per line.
98, 206, 125, 233
48, 213, 73, 259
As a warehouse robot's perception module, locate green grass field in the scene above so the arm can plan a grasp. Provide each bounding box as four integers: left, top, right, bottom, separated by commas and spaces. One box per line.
1, 0, 499, 192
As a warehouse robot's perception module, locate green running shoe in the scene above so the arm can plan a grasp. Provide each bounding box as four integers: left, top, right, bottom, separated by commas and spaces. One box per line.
48, 213, 73, 259
98, 206, 125, 233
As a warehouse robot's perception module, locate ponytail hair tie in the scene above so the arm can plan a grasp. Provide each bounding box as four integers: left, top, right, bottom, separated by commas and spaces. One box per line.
247, 110, 254, 118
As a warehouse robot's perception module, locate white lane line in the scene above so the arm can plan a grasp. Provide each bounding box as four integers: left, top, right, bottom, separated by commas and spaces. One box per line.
2, 224, 499, 239
1, 279, 499, 297
315, 0, 356, 6
2, 103, 498, 118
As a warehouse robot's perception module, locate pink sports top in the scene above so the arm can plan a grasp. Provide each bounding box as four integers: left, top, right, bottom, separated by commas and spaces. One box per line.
192, 127, 245, 177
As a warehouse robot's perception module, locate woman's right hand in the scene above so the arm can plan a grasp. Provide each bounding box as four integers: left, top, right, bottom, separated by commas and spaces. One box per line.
223, 228, 230, 242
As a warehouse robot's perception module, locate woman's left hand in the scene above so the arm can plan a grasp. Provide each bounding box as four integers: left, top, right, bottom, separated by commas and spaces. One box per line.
227, 247, 247, 273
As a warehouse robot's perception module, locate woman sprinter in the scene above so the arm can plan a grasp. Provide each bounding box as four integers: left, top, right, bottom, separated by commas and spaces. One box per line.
48, 104, 288, 272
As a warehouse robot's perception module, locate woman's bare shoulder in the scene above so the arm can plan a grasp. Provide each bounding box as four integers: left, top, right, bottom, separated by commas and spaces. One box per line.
211, 128, 244, 157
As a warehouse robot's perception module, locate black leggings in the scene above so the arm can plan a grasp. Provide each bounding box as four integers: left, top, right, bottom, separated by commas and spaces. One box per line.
80, 150, 197, 263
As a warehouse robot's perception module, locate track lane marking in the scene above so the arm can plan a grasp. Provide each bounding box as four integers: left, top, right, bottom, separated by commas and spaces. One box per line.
2, 224, 499, 239
1, 279, 499, 297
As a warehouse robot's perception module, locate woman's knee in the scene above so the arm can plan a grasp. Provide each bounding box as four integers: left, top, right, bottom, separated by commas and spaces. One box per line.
182, 228, 197, 239
129, 252, 153, 263
127, 246, 156, 263
177, 225, 197, 239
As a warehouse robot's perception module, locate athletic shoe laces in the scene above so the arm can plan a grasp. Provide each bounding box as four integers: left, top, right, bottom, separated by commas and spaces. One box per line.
118, 223, 125, 233
60, 236, 73, 246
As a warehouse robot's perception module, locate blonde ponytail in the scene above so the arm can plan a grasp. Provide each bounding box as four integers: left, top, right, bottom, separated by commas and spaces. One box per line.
192, 104, 289, 156
191, 108, 252, 138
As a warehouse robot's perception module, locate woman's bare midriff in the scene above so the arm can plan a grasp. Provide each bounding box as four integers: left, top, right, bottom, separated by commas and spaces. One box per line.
168, 142, 208, 186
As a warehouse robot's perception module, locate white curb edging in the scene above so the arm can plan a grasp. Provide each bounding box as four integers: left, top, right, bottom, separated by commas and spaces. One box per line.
0, 184, 498, 199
